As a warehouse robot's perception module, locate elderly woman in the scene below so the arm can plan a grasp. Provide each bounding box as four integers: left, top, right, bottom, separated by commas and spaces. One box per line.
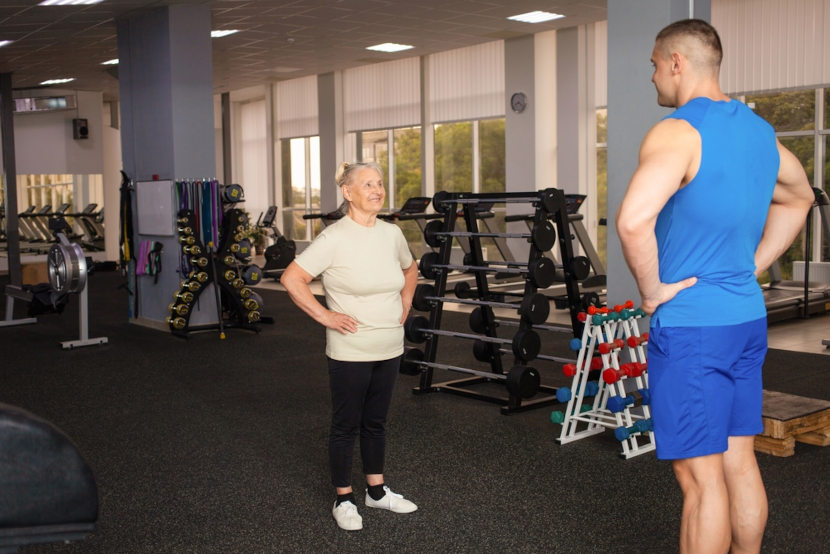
280, 161, 419, 531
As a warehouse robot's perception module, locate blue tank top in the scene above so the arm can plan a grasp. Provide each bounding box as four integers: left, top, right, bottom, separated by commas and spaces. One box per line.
653, 97, 779, 327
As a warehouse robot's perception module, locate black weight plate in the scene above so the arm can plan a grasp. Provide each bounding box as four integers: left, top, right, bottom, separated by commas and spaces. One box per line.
432, 190, 452, 213
531, 220, 556, 252
519, 293, 550, 325
472, 339, 496, 362
468, 306, 492, 334
400, 348, 425, 375
529, 257, 556, 289
506, 365, 541, 399
511, 329, 540, 362
423, 219, 444, 248
404, 315, 430, 343
418, 252, 441, 280
569, 256, 591, 281
454, 281, 473, 299
412, 284, 435, 312
539, 188, 564, 214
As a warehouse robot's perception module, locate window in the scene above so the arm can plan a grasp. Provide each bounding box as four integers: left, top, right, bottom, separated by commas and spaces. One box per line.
746, 89, 824, 279
434, 122, 473, 193
434, 118, 506, 259
280, 137, 320, 242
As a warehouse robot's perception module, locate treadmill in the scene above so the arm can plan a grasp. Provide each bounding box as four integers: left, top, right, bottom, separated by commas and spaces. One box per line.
763, 187, 830, 323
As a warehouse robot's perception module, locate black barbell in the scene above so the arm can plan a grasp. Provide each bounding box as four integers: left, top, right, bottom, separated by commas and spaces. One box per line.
400, 348, 540, 399
404, 315, 540, 362
467, 306, 570, 336
419, 252, 555, 289
459, 253, 592, 283
431, 188, 563, 215
423, 219, 555, 252
472, 339, 576, 366
454, 281, 600, 311
412, 284, 549, 325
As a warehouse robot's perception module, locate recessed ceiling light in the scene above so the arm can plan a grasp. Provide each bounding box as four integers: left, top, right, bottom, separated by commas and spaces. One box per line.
211, 30, 239, 38
0, 40, 12, 48
101, 59, 118, 65
40, 78, 75, 85
507, 11, 565, 23
38, 0, 104, 5
273, 66, 301, 73
366, 43, 414, 53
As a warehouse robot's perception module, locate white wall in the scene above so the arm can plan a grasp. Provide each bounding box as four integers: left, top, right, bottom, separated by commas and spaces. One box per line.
14, 89, 104, 174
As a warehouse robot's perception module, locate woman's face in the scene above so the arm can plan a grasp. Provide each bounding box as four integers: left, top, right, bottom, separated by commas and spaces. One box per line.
343, 167, 385, 214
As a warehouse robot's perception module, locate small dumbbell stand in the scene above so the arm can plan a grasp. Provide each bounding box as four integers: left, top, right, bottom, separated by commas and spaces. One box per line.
406, 188, 588, 414
554, 302, 655, 458
167, 208, 262, 337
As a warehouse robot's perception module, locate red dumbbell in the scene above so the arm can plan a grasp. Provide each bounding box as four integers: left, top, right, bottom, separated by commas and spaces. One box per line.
627, 332, 649, 348
613, 300, 635, 312
602, 362, 645, 384
597, 338, 625, 355
562, 357, 603, 377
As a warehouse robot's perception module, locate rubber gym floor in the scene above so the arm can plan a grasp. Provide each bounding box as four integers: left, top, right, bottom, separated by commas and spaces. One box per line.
1, 270, 828, 553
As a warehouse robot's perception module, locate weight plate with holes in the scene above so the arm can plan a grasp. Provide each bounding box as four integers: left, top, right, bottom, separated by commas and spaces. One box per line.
47, 241, 87, 294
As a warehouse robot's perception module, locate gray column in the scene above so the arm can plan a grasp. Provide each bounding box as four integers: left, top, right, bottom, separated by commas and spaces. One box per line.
318, 72, 344, 213
0, 73, 21, 287
116, 4, 216, 326
606, 0, 710, 306
504, 35, 536, 260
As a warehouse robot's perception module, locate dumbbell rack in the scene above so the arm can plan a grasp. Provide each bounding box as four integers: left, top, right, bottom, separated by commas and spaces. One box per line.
407, 188, 586, 414
167, 207, 262, 337
553, 302, 655, 458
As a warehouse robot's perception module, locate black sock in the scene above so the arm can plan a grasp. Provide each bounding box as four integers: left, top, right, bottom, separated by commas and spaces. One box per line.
335, 492, 355, 506
367, 483, 386, 501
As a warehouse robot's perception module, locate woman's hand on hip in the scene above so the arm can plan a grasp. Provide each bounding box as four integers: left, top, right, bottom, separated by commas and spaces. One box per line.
322, 310, 359, 334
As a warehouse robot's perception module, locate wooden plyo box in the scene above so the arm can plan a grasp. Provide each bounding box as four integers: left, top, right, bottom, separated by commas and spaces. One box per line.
754, 390, 830, 457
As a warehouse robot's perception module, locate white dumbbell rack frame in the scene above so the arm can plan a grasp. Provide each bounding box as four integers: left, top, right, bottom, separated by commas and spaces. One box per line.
555, 305, 655, 459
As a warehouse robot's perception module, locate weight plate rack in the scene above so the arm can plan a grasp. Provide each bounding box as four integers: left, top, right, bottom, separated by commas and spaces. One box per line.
403, 188, 588, 414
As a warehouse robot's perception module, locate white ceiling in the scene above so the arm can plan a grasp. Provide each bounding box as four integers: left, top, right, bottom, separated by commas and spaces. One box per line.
0, 0, 606, 99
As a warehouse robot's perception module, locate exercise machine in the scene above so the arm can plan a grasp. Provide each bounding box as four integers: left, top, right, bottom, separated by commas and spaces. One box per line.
259, 206, 296, 279
763, 187, 830, 323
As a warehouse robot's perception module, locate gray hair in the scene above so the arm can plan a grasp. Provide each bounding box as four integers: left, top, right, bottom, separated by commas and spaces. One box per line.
334, 161, 384, 214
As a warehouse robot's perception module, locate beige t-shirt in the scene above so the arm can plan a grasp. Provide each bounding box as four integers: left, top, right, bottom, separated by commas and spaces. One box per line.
294, 215, 414, 362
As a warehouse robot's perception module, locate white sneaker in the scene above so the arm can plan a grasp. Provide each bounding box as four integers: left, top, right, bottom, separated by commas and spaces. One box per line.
332, 500, 363, 531
365, 485, 418, 514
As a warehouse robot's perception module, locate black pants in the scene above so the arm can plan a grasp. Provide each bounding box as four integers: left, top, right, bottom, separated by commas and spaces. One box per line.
327, 355, 401, 488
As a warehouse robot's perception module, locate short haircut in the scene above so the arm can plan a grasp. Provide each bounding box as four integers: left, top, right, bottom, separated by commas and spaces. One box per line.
335, 161, 383, 188
655, 18, 723, 70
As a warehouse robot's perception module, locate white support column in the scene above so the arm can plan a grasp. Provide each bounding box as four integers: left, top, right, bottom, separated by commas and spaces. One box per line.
420, 56, 435, 199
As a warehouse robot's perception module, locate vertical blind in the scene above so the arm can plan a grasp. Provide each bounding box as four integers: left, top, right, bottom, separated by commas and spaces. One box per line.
714, 0, 830, 93
344, 57, 420, 132
429, 40, 505, 123
276, 75, 318, 139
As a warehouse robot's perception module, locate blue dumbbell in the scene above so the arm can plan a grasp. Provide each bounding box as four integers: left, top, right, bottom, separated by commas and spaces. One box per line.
607, 394, 635, 413
639, 389, 651, 405
569, 338, 582, 351
556, 381, 600, 403
614, 418, 653, 441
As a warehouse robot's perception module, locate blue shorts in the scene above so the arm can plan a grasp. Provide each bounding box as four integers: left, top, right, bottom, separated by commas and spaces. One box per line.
647, 317, 767, 460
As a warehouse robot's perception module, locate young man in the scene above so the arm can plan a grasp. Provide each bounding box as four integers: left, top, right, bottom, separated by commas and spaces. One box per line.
617, 19, 813, 554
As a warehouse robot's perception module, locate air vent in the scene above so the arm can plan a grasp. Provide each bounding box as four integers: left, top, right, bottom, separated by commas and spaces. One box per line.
14, 95, 77, 113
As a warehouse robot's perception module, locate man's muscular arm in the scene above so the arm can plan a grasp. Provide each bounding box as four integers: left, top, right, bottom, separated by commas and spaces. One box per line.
617, 118, 699, 314
754, 140, 814, 277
